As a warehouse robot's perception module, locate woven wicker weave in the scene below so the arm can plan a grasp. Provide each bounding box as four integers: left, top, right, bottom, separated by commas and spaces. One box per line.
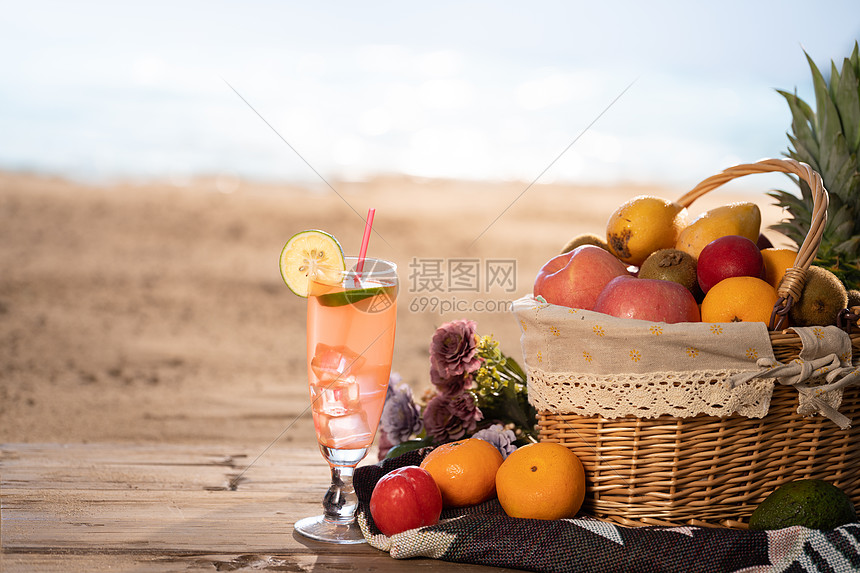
536, 158, 860, 528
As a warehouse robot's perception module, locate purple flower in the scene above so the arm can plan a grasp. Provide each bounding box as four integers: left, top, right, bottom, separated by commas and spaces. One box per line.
429, 367, 473, 396
380, 379, 423, 446
377, 429, 396, 459
472, 424, 518, 459
423, 392, 483, 442
384, 372, 403, 400
430, 320, 481, 380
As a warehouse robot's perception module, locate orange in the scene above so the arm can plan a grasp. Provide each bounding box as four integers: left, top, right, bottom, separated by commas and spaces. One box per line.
419, 438, 503, 508
701, 276, 779, 325
495, 442, 586, 520
761, 248, 798, 289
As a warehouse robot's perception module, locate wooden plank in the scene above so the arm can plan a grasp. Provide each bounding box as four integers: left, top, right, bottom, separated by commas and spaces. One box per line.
1, 443, 346, 552
1, 442, 334, 493
1, 443, 518, 572
1, 553, 515, 572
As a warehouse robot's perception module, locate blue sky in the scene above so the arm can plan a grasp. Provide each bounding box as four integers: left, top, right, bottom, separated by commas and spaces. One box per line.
1, 1, 858, 187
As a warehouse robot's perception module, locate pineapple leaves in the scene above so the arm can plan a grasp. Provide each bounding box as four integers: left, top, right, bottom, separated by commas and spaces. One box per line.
766, 189, 812, 219
828, 204, 855, 240
778, 89, 819, 163
806, 51, 831, 135
835, 235, 860, 255
825, 135, 854, 201
830, 61, 841, 99
836, 57, 860, 153
787, 133, 821, 173
773, 43, 860, 288
766, 188, 813, 247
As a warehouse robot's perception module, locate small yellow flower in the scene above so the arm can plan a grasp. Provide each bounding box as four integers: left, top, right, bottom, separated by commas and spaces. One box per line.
813, 327, 824, 339
649, 325, 663, 336
746, 348, 759, 360
568, 308, 578, 314
710, 324, 723, 335
520, 320, 527, 332
593, 325, 605, 337
685, 347, 699, 358
583, 351, 592, 363
629, 349, 641, 362
537, 350, 543, 363
550, 326, 561, 337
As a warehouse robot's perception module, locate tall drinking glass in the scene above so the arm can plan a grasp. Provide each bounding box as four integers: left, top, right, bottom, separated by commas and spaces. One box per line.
294, 257, 398, 544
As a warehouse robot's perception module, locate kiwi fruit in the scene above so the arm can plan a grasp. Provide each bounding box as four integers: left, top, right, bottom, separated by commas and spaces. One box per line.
561, 233, 610, 254
848, 289, 860, 309
638, 249, 699, 295
786, 266, 849, 327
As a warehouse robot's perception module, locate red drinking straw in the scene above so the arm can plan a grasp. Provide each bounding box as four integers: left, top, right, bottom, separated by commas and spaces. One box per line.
356, 207, 375, 275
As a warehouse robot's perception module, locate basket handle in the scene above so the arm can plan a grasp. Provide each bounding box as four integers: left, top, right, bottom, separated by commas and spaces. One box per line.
675, 158, 829, 331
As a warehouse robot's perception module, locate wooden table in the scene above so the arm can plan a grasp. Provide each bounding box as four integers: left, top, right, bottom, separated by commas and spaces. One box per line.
1, 443, 520, 572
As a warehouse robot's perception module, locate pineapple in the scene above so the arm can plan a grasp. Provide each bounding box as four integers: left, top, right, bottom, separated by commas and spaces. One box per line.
768, 41, 860, 290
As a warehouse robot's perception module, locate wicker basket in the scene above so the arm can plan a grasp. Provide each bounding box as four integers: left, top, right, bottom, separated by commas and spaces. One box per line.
534, 158, 860, 528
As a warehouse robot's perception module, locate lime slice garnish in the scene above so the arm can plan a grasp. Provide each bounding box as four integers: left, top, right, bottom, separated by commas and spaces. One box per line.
316, 285, 396, 307
279, 230, 345, 297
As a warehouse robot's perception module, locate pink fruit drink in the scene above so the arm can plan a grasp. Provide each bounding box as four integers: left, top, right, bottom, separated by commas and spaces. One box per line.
306, 276, 397, 450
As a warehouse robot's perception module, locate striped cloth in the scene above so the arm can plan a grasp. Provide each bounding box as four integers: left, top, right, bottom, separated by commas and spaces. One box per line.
355, 449, 860, 573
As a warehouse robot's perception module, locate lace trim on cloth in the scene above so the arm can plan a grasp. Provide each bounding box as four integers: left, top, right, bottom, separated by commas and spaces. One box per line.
528, 367, 776, 419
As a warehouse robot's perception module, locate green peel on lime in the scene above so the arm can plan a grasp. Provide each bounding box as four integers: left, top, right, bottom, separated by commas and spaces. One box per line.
279, 230, 345, 297
316, 285, 396, 307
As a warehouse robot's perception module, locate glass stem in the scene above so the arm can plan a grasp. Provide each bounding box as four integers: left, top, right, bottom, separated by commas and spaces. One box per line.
323, 464, 358, 524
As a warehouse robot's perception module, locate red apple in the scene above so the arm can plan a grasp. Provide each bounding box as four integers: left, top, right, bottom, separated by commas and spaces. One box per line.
533, 245, 630, 310
593, 275, 700, 323
697, 235, 764, 294
369, 466, 443, 537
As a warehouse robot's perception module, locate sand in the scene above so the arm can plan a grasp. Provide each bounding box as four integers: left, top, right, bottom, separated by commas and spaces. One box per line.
0, 170, 790, 448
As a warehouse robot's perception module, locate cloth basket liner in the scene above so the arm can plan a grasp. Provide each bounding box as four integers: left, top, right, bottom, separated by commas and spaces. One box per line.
512, 295, 859, 427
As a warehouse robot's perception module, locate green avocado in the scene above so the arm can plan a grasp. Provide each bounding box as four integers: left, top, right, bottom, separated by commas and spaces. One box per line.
749, 479, 857, 531
384, 438, 434, 459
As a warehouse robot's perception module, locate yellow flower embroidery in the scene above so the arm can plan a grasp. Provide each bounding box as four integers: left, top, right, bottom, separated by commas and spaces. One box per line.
710, 324, 723, 335
583, 351, 592, 363
812, 327, 824, 340
685, 347, 699, 358
568, 308, 578, 314
520, 319, 527, 332
629, 349, 641, 362
537, 351, 543, 363
649, 325, 663, 336
593, 325, 605, 337
840, 352, 851, 364
549, 326, 561, 337
746, 348, 759, 360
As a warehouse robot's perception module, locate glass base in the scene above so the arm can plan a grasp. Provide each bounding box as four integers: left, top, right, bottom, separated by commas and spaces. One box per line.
294, 514, 366, 544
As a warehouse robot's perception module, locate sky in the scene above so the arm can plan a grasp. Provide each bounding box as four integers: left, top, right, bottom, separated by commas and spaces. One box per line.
1, 1, 859, 188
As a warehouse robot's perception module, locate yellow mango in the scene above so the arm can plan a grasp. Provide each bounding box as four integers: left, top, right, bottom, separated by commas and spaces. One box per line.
675, 202, 761, 260
605, 195, 688, 266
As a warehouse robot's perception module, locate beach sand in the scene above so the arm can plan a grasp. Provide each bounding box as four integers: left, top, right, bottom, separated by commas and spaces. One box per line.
0, 170, 790, 449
